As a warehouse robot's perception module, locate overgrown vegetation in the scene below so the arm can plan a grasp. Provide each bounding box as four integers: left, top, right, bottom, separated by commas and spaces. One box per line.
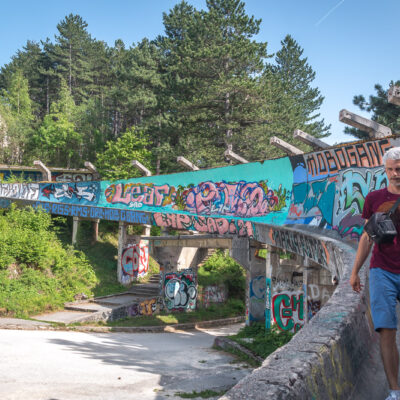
198, 250, 246, 301
175, 389, 228, 399
0, 205, 98, 317
229, 322, 293, 359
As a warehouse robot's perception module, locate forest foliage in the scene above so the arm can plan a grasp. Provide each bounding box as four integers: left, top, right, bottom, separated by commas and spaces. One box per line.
0, 0, 331, 174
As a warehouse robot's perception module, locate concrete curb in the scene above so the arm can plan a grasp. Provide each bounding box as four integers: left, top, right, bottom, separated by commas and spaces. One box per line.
213, 336, 264, 365
0, 316, 245, 333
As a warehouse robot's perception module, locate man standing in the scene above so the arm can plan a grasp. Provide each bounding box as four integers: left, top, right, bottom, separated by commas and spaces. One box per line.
351, 147, 400, 400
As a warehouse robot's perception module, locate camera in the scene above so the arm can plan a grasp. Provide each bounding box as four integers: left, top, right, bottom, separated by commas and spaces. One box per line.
364, 212, 398, 244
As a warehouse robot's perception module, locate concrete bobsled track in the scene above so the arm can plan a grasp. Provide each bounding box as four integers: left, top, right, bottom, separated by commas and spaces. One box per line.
1, 136, 399, 399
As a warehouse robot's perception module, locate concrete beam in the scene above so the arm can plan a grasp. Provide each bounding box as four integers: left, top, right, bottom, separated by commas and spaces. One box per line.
339, 109, 392, 138
388, 86, 400, 106
84, 161, 100, 180
131, 160, 152, 177
293, 129, 330, 150
33, 160, 51, 181
270, 136, 304, 155
177, 156, 199, 171
143, 235, 233, 249
224, 149, 249, 164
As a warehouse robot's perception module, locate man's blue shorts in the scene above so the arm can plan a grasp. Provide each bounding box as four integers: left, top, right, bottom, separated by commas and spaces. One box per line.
370, 267, 400, 331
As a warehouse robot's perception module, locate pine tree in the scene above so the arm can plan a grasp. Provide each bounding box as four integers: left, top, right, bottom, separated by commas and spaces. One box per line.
161, 0, 269, 167
344, 82, 400, 139
267, 35, 330, 139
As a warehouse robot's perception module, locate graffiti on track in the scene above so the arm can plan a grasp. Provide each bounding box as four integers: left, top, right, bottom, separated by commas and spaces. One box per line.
164, 269, 197, 311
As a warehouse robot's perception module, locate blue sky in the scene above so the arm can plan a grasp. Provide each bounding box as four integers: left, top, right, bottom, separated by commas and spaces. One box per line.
1, 0, 399, 145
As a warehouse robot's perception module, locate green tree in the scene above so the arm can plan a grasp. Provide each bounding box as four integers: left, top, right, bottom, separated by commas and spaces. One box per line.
29, 79, 82, 167
267, 35, 330, 140
47, 14, 94, 104
160, 0, 269, 167
344, 82, 400, 139
96, 127, 153, 180
0, 70, 34, 163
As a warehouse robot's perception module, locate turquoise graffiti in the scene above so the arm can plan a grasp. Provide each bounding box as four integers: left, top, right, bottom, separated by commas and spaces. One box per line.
272, 291, 304, 333
164, 269, 197, 311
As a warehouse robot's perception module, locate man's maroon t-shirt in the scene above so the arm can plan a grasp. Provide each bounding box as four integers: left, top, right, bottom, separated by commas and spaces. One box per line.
362, 188, 400, 273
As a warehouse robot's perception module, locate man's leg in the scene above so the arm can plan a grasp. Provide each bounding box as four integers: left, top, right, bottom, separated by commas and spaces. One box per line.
380, 328, 400, 390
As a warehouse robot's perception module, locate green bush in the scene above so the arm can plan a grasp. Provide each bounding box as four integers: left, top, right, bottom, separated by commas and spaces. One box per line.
198, 250, 246, 300
0, 205, 98, 317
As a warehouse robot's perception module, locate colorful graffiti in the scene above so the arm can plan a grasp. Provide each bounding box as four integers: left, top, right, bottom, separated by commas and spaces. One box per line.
164, 269, 197, 311
40, 182, 99, 205
305, 139, 392, 178
153, 212, 255, 238
121, 241, 149, 282
104, 179, 285, 218
127, 298, 160, 317
272, 291, 304, 333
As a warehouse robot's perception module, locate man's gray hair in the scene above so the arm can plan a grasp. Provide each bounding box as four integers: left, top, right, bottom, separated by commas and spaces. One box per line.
383, 147, 400, 164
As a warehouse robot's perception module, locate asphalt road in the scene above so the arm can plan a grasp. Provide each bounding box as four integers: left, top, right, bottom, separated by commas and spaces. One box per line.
0, 324, 252, 400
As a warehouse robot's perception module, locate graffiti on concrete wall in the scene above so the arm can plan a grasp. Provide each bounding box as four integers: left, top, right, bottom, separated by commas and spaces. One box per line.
164, 269, 197, 311
127, 298, 161, 317
272, 291, 304, 333
52, 172, 93, 182
271, 229, 329, 267
153, 212, 256, 238
105, 180, 286, 218
265, 277, 271, 330
333, 167, 387, 238
0, 183, 40, 200
201, 285, 226, 308
120, 241, 149, 284
248, 275, 266, 322
40, 182, 100, 205
305, 139, 392, 178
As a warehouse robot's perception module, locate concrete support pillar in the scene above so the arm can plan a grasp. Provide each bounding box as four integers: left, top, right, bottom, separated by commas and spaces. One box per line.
33, 160, 51, 181
92, 219, 100, 243
117, 222, 127, 284
266, 246, 280, 330
302, 257, 310, 324
72, 217, 79, 246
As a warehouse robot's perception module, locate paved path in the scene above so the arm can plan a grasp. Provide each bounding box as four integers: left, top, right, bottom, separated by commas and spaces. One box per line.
0, 323, 251, 400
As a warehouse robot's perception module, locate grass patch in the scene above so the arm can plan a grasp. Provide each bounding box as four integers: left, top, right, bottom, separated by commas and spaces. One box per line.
96, 299, 244, 327
175, 389, 228, 398
229, 322, 293, 359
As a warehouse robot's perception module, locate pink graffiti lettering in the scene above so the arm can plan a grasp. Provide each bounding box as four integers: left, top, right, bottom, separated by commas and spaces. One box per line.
153, 213, 255, 238
183, 180, 278, 218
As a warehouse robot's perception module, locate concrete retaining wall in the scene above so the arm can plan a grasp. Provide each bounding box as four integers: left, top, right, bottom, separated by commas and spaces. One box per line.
221, 226, 388, 400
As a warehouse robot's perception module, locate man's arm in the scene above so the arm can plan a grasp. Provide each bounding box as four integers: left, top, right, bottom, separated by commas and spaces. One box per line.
350, 229, 373, 293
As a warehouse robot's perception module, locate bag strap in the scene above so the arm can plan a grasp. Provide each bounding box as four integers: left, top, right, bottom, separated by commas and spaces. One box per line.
388, 196, 400, 217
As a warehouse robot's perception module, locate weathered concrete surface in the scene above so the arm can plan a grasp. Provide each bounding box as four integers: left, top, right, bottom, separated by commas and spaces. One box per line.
221, 225, 390, 400
0, 324, 251, 400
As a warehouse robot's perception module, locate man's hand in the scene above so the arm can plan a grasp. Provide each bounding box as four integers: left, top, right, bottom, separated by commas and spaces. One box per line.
350, 273, 362, 293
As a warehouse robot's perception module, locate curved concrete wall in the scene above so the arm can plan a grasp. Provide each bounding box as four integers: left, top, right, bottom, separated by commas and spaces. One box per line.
223, 225, 387, 399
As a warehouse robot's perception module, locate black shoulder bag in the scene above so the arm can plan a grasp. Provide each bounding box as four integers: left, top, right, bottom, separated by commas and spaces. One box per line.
364, 196, 400, 244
